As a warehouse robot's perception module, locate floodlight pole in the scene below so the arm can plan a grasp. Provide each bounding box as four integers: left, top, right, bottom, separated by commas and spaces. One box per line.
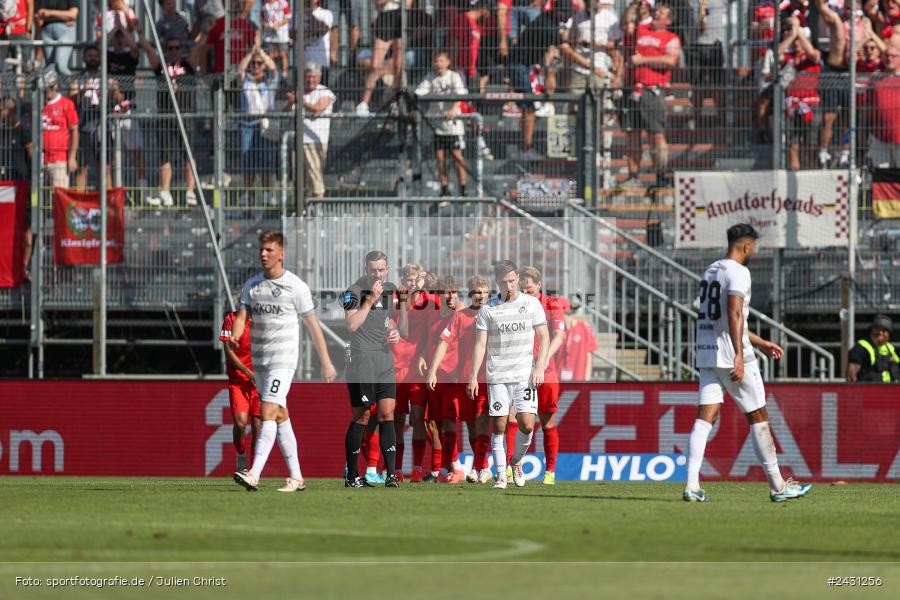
846, 0, 858, 372
139, 0, 235, 312
295, 0, 306, 216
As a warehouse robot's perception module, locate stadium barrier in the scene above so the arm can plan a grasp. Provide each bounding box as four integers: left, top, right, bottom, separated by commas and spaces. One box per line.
1, 381, 896, 482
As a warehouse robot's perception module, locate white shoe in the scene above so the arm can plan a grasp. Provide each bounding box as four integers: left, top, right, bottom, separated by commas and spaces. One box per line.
478, 469, 493, 484
818, 149, 832, 168
466, 469, 478, 483
493, 475, 508, 489
159, 190, 174, 207
185, 190, 197, 207
355, 102, 371, 116
233, 470, 259, 491
277, 478, 306, 492
512, 463, 526, 487
146, 195, 161, 207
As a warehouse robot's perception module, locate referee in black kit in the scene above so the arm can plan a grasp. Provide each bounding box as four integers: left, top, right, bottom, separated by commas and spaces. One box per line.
341, 250, 407, 488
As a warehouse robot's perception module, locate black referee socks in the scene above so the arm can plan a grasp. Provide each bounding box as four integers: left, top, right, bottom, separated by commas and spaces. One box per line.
345, 422, 366, 480
379, 421, 397, 476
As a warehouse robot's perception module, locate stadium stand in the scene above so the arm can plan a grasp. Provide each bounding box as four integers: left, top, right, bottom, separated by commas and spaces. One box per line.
0, 0, 898, 378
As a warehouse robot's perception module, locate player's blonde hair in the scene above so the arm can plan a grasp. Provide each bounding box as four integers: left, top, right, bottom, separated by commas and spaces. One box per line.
258, 230, 284, 247
467, 275, 489, 290
518, 266, 542, 284
401, 263, 424, 278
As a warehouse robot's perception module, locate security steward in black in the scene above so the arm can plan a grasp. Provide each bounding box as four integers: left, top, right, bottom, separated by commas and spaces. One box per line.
342, 250, 407, 487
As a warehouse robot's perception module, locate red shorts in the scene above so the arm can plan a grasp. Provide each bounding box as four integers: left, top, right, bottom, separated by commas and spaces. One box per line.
396, 382, 427, 414
455, 383, 488, 422
228, 381, 260, 418
538, 373, 560, 414
427, 382, 451, 421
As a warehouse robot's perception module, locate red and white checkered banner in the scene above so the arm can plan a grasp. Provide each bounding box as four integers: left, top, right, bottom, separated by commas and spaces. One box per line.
675, 170, 854, 249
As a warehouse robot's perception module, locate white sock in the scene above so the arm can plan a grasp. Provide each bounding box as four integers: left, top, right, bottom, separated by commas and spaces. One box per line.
750, 421, 785, 493
366, 466, 378, 476
452, 459, 462, 471
492, 433, 507, 477
250, 420, 277, 480
686, 419, 713, 492
276, 419, 303, 481
511, 428, 533, 465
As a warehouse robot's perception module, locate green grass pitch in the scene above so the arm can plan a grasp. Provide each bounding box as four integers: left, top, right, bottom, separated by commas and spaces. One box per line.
2, 477, 898, 599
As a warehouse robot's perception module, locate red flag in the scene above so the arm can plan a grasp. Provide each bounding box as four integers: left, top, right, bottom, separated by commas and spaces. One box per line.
53, 188, 126, 265
872, 169, 900, 219
0, 181, 28, 288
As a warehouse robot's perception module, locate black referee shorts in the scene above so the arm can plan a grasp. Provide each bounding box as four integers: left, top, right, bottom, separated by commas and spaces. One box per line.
346, 349, 396, 407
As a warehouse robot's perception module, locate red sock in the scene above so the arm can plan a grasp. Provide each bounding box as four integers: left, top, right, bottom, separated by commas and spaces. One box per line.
441, 430, 457, 471
431, 442, 442, 473
475, 434, 490, 470
412, 439, 426, 468
543, 426, 560, 472
506, 426, 517, 463
365, 429, 380, 468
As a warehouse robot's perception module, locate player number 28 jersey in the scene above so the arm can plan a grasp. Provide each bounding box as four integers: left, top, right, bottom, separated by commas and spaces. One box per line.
240, 270, 315, 371
695, 259, 755, 369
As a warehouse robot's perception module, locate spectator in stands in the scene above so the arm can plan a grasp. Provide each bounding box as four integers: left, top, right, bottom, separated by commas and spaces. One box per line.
847, 314, 900, 382
35, 0, 78, 75
141, 27, 204, 207
508, 0, 563, 161
71, 43, 110, 190
156, 0, 190, 46
261, 0, 292, 76
560, 0, 621, 99
623, 3, 680, 187
189, 0, 226, 41
0, 0, 33, 74
40, 67, 78, 190
559, 311, 597, 381
415, 50, 469, 197
206, 1, 258, 75
107, 22, 145, 187
866, 45, 900, 168
356, 0, 404, 115
510, 0, 541, 44
779, 14, 821, 171
685, 0, 726, 130
448, 0, 492, 87
0, 97, 32, 280
298, 0, 334, 83
475, 1, 510, 92
96, 0, 136, 38
350, 0, 374, 71
237, 45, 279, 195
302, 62, 335, 198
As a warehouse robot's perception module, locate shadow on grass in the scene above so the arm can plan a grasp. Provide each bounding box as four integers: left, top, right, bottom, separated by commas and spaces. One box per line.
742, 547, 900, 560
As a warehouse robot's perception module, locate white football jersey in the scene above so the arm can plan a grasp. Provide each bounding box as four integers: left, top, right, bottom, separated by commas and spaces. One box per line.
695, 259, 755, 369
240, 270, 315, 370
475, 292, 547, 384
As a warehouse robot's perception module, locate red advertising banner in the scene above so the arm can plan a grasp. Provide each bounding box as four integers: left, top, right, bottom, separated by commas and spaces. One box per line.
53, 187, 125, 265
0, 382, 897, 481
0, 181, 28, 288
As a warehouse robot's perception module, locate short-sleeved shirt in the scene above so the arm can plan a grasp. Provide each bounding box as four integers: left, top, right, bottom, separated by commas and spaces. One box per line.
157, 13, 190, 44
848, 341, 898, 382
239, 269, 315, 371
0, 121, 31, 182
475, 292, 547, 384
342, 276, 399, 352
414, 70, 469, 137
441, 306, 486, 383
108, 49, 139, 77
559, 319, 598, 381
563, 9, 622, 76
695, 258, 755, 369
220, 311, 254, 384
261, 0, 292, 44
534, 294, 567, 375
41, 94, 79, 163
155, 57, 195, 114
427, 308, 458, 382
303, 84, 336, 145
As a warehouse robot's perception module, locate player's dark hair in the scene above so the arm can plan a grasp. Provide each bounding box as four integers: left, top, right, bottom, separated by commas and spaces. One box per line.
727, 223, 760, 247
259, 230, 284, 247
365, 250, 387, 264
494, 260, 518, 281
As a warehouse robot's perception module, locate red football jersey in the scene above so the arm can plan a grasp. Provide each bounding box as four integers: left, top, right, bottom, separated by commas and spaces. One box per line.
429, 307, 461, 382
404, 290, 441, 366
42, 95, 79, 163
441, 307, 486, 383
634, 26, 681, 87
220, 312, 254, 384
559, 320, 598, 382
532, 294, 568, 375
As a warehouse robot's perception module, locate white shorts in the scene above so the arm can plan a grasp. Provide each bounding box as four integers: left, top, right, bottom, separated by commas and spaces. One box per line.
254, 367, 295, 407
488, 382, 537, 417
698, 361, 766, 414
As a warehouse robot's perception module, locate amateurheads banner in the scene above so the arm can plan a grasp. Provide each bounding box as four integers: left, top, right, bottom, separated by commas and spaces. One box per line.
53, 187, 125, 265
675, 170, 854, 249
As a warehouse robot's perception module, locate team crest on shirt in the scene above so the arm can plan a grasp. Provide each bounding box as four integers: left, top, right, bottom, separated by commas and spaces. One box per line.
519, 306, 527, 313
272, 287, 281, 297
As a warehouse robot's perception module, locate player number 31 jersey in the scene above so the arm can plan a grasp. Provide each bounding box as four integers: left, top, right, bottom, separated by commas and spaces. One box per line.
695, 259, 755, 369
